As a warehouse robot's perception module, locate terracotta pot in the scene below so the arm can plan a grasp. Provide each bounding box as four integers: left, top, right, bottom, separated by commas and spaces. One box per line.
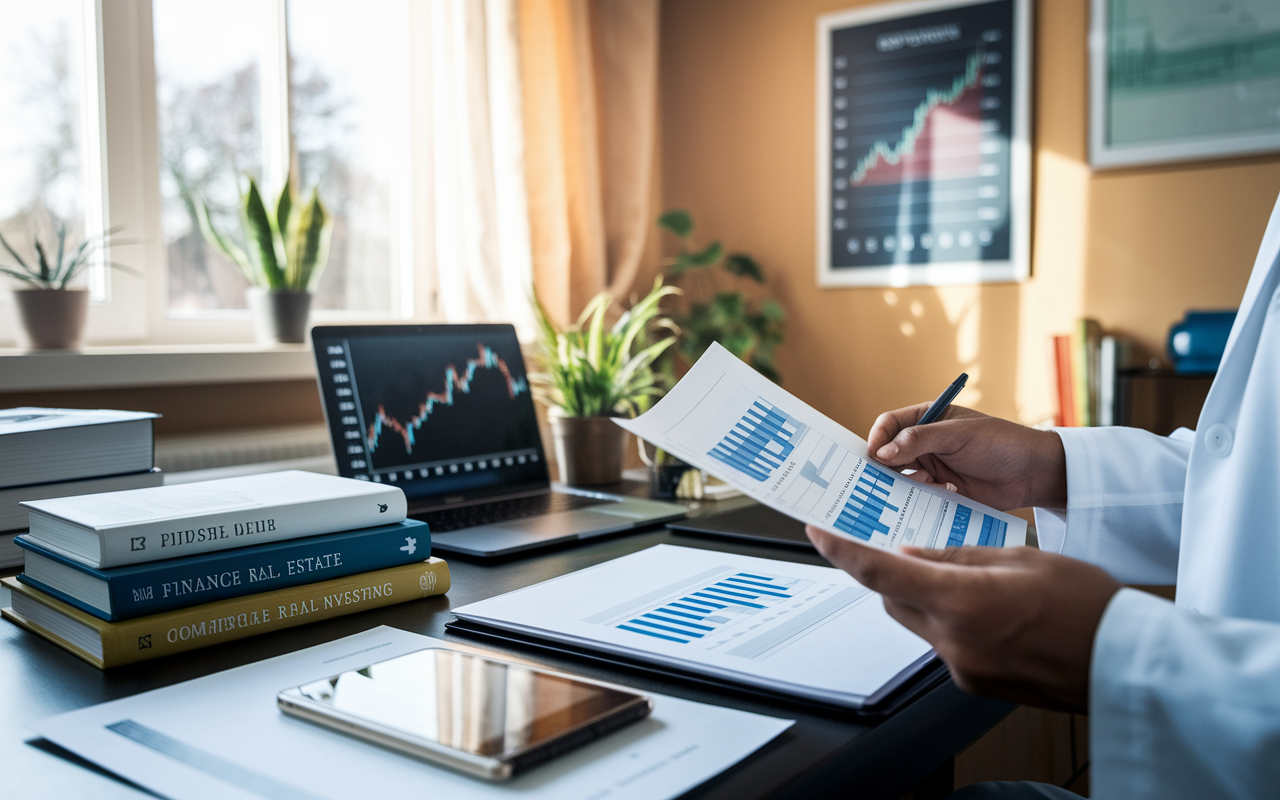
14, 289, 89, 350
247, 288, 313, 344
549, 412, 627, 485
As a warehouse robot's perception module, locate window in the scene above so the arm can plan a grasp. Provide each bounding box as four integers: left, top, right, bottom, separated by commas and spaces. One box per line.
2, 0, 433, 345
0, 0, 102, 295
153, 0, 412, 318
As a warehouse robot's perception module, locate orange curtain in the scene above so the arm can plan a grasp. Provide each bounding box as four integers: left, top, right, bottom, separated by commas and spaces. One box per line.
517, 0, 659, 328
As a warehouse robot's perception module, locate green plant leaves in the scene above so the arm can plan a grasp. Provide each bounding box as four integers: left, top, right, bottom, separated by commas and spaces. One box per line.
530, 278, 681, 418
192, 171, 332, 292
723, 253, 765, 283
656, 209, 693, 238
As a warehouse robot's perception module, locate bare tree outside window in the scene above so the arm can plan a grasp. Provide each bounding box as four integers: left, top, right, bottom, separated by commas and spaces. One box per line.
0, 1, 87, 272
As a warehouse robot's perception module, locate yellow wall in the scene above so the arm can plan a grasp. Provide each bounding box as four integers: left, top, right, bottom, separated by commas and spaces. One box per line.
657, 0, 1280, 435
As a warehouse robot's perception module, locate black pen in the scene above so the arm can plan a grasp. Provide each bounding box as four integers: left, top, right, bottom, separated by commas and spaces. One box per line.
916, 372, 968, 426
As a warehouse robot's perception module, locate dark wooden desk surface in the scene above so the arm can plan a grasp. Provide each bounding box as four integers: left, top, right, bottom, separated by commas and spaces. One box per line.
0, 489, 1012, 799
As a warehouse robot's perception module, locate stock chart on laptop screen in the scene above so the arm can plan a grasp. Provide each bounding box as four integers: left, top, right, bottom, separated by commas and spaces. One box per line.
315, 327, 548, 497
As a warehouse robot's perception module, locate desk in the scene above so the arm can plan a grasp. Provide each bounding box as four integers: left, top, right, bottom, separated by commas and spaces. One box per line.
0, 490, 1012, 799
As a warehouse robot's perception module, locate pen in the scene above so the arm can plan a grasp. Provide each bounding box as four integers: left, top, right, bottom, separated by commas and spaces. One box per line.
915, 372, 968, 426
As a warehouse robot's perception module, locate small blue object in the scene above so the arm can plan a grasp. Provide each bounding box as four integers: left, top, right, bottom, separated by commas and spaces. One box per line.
1168, 310, 1236, 375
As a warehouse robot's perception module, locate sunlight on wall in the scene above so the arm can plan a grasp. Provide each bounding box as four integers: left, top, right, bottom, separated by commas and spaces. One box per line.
1015, 148, 1090, 424
935, 285, 983, 405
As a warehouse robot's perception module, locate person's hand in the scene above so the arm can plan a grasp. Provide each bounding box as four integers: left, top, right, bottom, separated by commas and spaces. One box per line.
867, 403, 1067, 510
806, 525, 1121, 713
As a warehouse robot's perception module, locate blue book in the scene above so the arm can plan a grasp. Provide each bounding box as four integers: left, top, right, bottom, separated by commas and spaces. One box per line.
15, 519, 429, 621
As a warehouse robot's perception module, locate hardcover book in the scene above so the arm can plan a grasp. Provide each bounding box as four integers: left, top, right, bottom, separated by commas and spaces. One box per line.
0, 408, 156, 490
1, 558, 450, 669
16, 519, 430, 620
0, 469, 163, 533
20, 470, 407, 568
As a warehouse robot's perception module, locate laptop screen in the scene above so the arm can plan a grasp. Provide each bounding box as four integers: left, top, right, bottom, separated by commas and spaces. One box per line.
312, 324, 549, 501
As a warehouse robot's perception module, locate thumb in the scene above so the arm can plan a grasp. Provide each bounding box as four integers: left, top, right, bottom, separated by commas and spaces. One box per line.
875, 421, 961, 466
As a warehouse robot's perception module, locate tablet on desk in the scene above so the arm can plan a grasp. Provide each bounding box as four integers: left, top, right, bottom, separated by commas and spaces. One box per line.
667, 503, 814, 550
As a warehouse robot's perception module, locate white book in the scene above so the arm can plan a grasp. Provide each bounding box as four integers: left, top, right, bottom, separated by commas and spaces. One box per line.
617, 343, 1026, 550
20, 470, 407, 568
0, 408, 157, 489
453, 544, 934, 709
0, 469, 163, 532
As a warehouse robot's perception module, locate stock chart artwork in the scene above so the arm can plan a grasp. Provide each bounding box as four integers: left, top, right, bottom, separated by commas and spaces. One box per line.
820, 0, 1026, 283
365, 344, 529, 456
319, 330, 544, 483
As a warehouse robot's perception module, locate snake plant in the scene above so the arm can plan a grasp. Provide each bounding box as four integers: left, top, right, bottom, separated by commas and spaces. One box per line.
531, 278, 681, 418
195, 174, 332, 291
0, 224, 138, 289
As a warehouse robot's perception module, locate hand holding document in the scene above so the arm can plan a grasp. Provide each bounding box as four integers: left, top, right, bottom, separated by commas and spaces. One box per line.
617, 344, 1026, 549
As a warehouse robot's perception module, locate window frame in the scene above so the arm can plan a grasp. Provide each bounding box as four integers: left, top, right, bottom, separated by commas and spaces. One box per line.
87, 0, 435, 345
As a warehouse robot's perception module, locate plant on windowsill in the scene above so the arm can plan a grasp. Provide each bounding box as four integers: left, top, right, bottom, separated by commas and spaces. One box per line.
530, 278, 680, 486
194, 173, 332, 344
0, 224, 139, 350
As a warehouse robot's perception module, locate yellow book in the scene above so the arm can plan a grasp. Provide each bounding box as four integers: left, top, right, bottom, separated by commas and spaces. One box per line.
1, 557, 449, 669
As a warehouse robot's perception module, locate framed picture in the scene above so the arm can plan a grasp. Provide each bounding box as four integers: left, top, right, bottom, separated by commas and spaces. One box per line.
817, 0, 1031, 288
1090, 0, 1280, 169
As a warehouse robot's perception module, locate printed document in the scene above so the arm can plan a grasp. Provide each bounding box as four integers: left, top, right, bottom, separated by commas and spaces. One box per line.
617, 343, 1026, 549
31, 627, 792, 800
452, 545, 935, 708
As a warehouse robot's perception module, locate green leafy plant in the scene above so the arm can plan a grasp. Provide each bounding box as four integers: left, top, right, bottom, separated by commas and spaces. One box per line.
195, 174, 332, 291
657, 209, 785, 383
0, 224, 139, 289
531, 278, 681, 418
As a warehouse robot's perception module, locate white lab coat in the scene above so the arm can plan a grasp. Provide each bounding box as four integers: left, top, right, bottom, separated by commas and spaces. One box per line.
1034, 193, 1280, 799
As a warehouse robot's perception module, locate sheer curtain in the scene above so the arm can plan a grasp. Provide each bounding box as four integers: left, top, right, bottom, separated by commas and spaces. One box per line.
428, 0, 660, 333
518, 0, 660, 328
429, 0, 535, 334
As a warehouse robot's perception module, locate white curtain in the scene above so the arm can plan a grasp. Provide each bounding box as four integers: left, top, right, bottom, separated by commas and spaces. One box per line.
428, 0, 535, 336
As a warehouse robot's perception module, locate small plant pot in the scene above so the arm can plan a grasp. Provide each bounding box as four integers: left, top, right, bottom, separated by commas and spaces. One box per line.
247, 288, 313, 344
14, 289, 89, 350
549, 412, 628, 485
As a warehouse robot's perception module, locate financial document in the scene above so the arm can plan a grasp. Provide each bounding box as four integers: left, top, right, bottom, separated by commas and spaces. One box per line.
617, 343, 1026, 549
452, 545, 935, 708
31, 627, 792, 800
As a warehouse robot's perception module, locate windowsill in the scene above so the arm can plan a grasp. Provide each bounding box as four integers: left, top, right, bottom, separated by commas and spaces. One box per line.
0, 343, 317, 391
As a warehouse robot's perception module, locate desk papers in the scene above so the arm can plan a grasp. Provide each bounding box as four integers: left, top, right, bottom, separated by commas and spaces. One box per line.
31, 627, 792, 800
618, 343, 1026, 549
452, 545, 934, 709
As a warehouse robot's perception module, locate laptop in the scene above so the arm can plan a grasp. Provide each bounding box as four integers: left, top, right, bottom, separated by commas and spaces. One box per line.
311, 324, 686, 557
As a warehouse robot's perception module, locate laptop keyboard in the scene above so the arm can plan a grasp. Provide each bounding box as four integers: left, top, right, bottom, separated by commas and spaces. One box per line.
414, 493, 612, 533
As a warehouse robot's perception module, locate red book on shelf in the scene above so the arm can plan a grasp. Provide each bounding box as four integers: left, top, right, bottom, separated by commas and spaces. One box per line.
1053, 335, 1076, 427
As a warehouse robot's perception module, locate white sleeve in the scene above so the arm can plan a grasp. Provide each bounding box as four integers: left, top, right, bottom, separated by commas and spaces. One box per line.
1032, 426, 1190, 585
1090, 588, 1280, 799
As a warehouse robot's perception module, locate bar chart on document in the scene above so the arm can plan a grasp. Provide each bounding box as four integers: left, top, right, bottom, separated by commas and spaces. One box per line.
589, 564, 873, 658
694, 382, 1006, 549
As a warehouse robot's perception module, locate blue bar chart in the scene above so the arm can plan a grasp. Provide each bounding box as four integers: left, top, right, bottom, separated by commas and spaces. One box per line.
833, 463, 899, 540
947, 505, 972, 547
707, 399, 808, 482
616, 572, 797, 645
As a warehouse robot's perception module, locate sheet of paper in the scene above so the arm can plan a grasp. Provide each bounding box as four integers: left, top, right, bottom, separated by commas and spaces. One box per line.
31, 627, 792, 800
618, 343, 1026, 549
453, 545, 934, 708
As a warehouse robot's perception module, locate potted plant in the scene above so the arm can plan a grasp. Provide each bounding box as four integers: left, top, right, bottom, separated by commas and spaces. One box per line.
657, 209, 785, 383
0, 224, 138, 350
195, 174, 332, 344
530, 278, 680, 485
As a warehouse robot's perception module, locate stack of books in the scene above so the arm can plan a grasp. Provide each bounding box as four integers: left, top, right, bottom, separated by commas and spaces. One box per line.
0, 470, 448, 668
0, 408, 163, 569
1051, 321, 1137, 427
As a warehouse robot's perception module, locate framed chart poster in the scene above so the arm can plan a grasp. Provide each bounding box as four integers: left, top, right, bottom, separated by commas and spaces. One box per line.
817, 0, 1031, 288
1090, 0, 1280, 169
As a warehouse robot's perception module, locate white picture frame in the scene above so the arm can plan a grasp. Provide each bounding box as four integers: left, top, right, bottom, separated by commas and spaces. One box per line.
1089, 0, 1280, 170
816, 0, 1031, 288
